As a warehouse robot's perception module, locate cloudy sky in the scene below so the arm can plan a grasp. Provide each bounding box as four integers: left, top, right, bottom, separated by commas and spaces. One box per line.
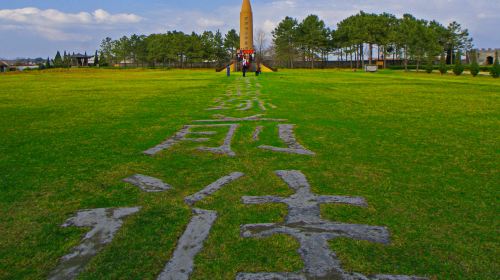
0, 0, 498, 58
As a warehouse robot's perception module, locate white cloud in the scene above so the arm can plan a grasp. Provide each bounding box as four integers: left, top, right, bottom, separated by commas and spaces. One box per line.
270, 0, 297, 9
34, 26, 92, 42
0, 7, 142, 26
93, 9, 142, 24
261, 20, 277, 34
0, 7, 142, 41
196, 17, 225, 28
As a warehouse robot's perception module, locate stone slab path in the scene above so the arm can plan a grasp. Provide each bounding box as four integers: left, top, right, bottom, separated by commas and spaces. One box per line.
48, 77, 427, 280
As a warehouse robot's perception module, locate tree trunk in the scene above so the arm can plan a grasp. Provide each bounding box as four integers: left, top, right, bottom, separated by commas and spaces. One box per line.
404, 47, 408, 72
350, 49, 353, 69
383, 46, 387, 69
355, 46, 358, 68
361, 44, 365, 69
311, 49, 314, 69
369, 43, 373, 65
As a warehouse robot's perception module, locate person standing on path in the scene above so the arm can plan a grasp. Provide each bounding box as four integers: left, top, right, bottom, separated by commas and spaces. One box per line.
255, 64, 261, 76
226, 64, 231, 77
242, 58, 248, 77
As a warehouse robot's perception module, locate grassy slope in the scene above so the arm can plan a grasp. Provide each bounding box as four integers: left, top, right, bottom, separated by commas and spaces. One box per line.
0, 69, 498, 279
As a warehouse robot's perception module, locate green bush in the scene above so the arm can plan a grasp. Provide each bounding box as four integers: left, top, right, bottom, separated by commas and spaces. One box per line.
470, 62, 480, 77
425, 57, 434, 74
388, 65, 438, 71
438, 64, 447, 75
470, 51, 480, 77
453, 51, 464, 76
453, 64, 464, 76
491, 51, 499, 78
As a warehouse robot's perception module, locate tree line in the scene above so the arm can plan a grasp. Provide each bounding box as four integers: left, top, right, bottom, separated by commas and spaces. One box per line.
272, 12, 474, 70
95, 12, 473, 71
43, 10, 499, 76
98, 30, 239, 67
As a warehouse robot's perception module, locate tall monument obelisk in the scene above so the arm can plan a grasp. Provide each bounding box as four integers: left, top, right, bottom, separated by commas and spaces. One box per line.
240, 0, 253, 52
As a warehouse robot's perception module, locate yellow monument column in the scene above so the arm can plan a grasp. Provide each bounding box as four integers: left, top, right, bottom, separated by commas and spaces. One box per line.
240, 0, 253, 51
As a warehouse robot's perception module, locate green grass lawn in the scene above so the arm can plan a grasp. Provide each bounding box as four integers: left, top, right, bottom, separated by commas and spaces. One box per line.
0, 68, 499, 279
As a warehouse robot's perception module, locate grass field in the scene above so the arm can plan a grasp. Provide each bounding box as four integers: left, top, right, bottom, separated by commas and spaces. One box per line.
0, 69, 499, 280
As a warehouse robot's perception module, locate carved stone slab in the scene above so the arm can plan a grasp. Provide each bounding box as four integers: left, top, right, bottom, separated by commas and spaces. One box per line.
259, 125, 315, 155
237, 171, 426, 280
144, 124, 239, 157
197, 124, 239, 156
194, 114, 287, 123
157, 209, 218, 280
185, 172, 245, 206
123, 174, 172, 192
252, 126, 264, 142
48, 207, 141, 280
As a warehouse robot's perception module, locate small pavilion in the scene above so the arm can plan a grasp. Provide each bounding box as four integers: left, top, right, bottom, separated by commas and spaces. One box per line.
70, 53, 94, 67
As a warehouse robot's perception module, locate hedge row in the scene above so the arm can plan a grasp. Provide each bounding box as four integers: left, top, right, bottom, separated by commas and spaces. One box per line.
388, 65, 493, 71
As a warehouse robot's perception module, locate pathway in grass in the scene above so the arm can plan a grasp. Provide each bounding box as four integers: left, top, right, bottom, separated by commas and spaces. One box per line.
47, 76, 428, 280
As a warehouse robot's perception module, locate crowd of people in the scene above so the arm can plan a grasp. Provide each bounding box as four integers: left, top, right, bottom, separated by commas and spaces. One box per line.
226, 52, 262, 77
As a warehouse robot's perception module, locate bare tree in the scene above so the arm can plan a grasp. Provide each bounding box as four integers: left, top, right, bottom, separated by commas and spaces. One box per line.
255, 29, 267, 62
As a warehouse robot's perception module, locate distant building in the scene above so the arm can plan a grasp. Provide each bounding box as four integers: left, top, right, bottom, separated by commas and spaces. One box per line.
15, 65, 39, 71
70, 53, 95, 67
476, 48, 499, 65
115, 59, 135, 67
0, 60, 9, 72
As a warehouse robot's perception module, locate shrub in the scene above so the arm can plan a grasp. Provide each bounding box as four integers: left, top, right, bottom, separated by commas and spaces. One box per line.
453, 51, 464, 76
425, 57, 434, 74
470, 62, 480, 77
491, 51, 499, 78
470, 50, 480, 77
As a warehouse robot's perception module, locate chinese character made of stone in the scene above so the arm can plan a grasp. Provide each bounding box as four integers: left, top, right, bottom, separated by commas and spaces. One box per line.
238, 170, 426, 280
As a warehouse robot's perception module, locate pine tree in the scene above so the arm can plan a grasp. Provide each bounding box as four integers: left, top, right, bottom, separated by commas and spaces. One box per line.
453, 50, 464, 75
54, 51, 63, 68
45, 57, 51, 69
63, 51, 69, 68
470, 50, 480, 77
438, 53, 447, 75
491, 51, 499, 78
94, 50, 99, 66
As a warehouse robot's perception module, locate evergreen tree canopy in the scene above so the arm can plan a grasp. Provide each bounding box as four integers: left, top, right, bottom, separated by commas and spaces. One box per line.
95, 11, 473, 70
54, 51, 63, 68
